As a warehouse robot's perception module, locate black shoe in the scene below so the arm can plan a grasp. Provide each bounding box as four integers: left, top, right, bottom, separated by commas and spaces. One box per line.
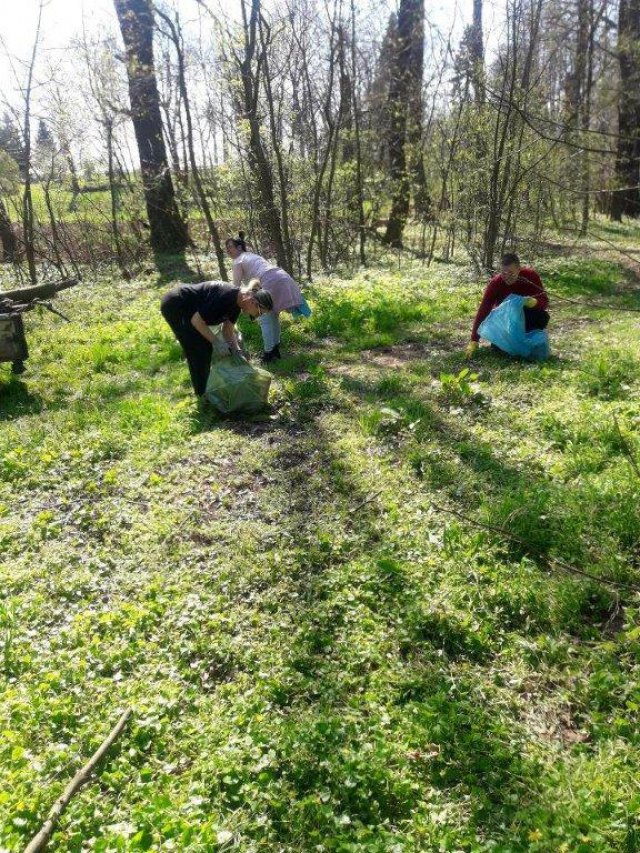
261, 345, 281, 364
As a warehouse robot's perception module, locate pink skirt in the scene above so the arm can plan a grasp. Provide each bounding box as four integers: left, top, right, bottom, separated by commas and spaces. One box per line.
261, 268, 303, 314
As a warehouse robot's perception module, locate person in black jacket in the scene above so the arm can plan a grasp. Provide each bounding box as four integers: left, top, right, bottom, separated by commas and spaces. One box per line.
161, 280, 273, 396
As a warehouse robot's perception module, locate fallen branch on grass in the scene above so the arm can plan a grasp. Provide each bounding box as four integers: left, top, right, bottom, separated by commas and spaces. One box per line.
430, 502, 640, 594
24, 708, 132, 853
349, 490, 383, 515
547, 290, 640, 313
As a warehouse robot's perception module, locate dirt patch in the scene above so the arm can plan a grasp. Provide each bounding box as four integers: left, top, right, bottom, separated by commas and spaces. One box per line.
195, 470, 272, 520
553, 314, 598, 334
522, 703, 591, 747
275, 447, 308, 471
369, 336, 466, 363
329, 339, 462, 375
362, 343, 430, 368
518, 674, 591, 747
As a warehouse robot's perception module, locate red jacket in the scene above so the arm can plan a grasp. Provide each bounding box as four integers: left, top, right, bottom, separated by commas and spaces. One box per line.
471, 267, 549, 342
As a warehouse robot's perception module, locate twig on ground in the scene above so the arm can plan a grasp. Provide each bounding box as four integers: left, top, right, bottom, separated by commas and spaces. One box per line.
430, 502, 640, 594
24, 708, 132, 853
548, 290, 640, 313
32, 300, 72, 322
349, 490, 383, 515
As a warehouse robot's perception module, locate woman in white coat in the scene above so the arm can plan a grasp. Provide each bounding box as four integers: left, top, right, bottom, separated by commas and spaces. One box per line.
225, 232, 311, 362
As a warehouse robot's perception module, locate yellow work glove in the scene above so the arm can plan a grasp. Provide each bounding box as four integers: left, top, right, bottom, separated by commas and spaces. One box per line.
523, 296, 537, 308
465, 341, 479, 358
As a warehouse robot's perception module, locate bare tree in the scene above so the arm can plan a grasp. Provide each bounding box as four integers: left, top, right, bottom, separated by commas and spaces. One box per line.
470, 0, 485, 105
19, 0, 45, 283
611, 0, 640, 219
384, 0, 425, 247
155, 6, 228, 279
113, 0, 190, 254
258, 12, 293, 272
0, 197, 17, 262
221, 0, 290, 271
80, 33, 132, 275
349, 0, 366, 265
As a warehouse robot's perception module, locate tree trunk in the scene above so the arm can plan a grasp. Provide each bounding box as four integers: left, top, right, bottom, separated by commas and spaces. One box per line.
259, 14, 293, 272
471, 0, 485, 105
611, 0, 640, 220
114, 0, 190, 254
60, 134, 81, 212
21, 2, 44, 285
350, 0, 366, 265
405, 0, 428, 218
237, 0, 288, 272
160, 52, 185, 189
0, 197, 17, 262
106, 119, 128, 275
580, 0, 602, 235
384, 0, 424, 247
338, 25, 354, 164
304, 20, 339, 278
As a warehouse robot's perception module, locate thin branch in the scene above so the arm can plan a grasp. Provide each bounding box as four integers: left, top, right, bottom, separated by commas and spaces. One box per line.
24, 709, 132, 853
431, 502, 640, 594
349, 490, 383, 515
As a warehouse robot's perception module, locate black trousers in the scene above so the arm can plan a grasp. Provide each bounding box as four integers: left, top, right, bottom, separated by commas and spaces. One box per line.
161, 288, 212, 396
524, 307, 550, 332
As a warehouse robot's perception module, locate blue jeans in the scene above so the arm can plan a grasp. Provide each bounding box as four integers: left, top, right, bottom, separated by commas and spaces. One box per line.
258, 312, 282, 351
257, 296, 311, 351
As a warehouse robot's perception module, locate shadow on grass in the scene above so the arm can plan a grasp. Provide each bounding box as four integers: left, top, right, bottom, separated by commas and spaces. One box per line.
0, 375, 45, 421
152, 250, 201, 288
183, 391, 548, 846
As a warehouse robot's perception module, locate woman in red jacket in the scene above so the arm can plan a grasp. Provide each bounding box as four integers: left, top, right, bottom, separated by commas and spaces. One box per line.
466, 253, 549, 357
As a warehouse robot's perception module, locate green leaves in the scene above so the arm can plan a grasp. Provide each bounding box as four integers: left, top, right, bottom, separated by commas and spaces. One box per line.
1, 256, 640, 850
439, 367, 479, 400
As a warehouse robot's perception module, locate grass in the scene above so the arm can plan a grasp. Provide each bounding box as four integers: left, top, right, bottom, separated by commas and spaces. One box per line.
1, 240, 640, 851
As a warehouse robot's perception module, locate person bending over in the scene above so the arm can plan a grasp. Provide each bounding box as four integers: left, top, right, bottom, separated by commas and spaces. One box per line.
225, 232, 310, 363
161, 280, 273, 397
466, 253, 550, 357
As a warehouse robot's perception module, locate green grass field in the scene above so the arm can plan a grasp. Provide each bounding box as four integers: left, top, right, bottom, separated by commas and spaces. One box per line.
1, 238, 640, 851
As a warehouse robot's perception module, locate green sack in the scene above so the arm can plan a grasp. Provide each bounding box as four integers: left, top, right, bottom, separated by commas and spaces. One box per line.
205, 356, 272, 414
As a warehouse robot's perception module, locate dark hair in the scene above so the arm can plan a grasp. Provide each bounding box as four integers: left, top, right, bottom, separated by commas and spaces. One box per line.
501, 252, 520, 267
254, 289, 274, 312
226, 231, 247, 252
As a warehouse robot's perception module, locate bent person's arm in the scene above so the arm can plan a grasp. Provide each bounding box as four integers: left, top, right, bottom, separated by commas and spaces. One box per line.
470, 282, 497, 342
232, 260, 243, 287
532, 274, 549, 310
191, 312, 216, 344
221, 319, 242, 355
519, 270, 549, 309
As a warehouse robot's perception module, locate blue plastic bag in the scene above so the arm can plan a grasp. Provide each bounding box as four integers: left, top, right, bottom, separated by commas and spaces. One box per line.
477, 294, 550, 361
290, 293, 312, 318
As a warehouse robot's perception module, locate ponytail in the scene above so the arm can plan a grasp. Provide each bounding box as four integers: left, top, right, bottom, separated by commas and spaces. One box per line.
225, 231, 247, 253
